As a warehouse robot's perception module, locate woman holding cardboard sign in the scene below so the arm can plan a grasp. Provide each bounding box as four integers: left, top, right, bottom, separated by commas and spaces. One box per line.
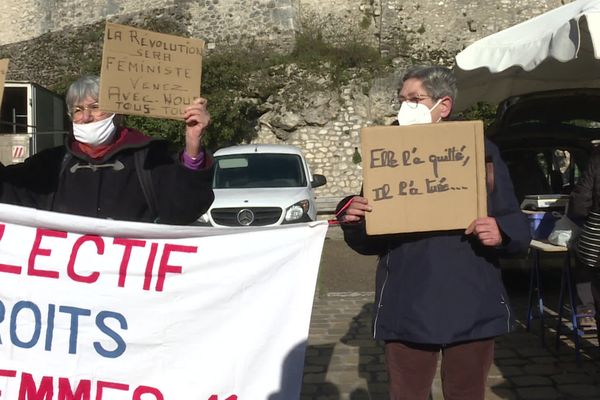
337, 65, 531, 400
0, 75, 214, 224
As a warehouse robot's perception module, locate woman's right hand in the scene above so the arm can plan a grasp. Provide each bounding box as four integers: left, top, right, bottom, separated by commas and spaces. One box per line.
340, 196, 372, 223
183, 97, 211, 158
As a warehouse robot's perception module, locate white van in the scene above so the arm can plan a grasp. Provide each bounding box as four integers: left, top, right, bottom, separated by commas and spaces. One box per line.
197, 144, 327, 227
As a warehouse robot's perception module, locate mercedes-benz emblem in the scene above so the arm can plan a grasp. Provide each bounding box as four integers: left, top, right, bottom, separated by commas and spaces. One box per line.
237, 209, 255, 226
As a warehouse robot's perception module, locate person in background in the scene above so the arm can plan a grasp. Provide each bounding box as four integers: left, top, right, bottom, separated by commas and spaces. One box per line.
336, 65, 531, 400
567, 147, 600, 327
0, 74, 214, 224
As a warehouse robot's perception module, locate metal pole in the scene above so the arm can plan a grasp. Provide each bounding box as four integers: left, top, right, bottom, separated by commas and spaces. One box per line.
11, 109, 16, 134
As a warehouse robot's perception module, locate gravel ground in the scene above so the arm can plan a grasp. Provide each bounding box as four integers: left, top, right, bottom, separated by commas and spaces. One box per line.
318, 225, 378, 295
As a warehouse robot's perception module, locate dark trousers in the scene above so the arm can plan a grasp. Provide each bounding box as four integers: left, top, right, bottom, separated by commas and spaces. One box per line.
385, 338, 495, 400
573, 260, 600, 331
591, 270, 600, 319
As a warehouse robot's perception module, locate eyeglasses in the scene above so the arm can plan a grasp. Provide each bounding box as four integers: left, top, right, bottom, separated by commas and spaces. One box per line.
397, 94, 433, 109
69, 102, 106, 120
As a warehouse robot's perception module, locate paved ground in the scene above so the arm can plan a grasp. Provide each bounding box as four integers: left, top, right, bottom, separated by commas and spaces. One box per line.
301, 226, 600, 400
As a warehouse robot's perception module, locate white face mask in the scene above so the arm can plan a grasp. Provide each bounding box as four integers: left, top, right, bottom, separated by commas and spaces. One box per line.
73, 114, 117, 146
397, 99, 442, 126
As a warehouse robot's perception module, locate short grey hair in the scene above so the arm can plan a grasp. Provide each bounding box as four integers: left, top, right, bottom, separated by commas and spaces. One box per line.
65, 75, 100, 113
402, 65, 457, 103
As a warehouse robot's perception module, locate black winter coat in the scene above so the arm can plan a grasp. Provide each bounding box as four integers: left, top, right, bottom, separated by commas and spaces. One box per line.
0, 128, 214, 225
340, 139, 531, 344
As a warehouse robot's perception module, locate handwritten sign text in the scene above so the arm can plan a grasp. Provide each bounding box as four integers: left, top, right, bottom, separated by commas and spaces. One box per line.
99, 23, 204, 120
360, 122, 487, 235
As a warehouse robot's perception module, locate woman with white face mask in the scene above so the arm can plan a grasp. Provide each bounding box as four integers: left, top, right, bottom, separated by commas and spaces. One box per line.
395, 72, 451, 126
336, 65, 530, 400
0, 75, 214, 224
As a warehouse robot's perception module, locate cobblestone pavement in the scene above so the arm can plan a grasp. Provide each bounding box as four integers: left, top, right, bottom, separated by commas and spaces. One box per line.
301, 291, 600, 400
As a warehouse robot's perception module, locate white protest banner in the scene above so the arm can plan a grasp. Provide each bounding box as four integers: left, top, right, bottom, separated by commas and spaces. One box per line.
0, 204, 327, 399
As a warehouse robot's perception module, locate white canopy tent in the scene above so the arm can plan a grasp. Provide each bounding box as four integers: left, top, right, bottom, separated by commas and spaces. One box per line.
454, 0, 600, 112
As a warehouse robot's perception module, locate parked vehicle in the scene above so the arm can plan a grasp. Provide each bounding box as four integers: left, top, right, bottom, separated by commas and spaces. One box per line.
487, 89, 600, 206
0, 81, 68, 165
197, 144, 327, 227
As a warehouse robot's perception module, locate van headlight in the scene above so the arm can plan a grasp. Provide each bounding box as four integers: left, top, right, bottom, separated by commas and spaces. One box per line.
196, 213, 211, 226
284, 200, 311, 223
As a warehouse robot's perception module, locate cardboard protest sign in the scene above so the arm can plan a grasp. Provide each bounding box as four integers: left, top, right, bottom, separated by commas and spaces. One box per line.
99, 22, 204, 120
360, 120, 487, 235
0, 58, 8, 109
0, 204, 327, 399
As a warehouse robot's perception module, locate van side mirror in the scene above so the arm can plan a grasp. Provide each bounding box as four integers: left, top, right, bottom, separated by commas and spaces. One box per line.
311, 174, 327, 188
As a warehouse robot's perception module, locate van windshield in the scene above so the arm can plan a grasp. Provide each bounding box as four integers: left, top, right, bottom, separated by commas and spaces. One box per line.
213, 153, 307, 189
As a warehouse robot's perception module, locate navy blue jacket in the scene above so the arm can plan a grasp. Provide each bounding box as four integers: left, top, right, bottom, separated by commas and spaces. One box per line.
340, 139, 531, 344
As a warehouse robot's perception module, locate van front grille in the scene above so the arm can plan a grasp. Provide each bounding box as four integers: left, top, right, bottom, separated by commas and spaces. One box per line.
211, 207, 283, 226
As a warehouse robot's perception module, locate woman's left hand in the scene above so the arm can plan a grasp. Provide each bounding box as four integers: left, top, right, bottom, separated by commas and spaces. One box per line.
183, 97, 211, 158
465, 217, 503, 247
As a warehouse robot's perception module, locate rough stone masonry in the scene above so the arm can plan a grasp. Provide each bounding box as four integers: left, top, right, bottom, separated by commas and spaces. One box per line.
0, 0, 573, 204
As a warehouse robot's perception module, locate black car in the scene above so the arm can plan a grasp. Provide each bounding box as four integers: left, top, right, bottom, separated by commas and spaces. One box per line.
487, 89, 600, 205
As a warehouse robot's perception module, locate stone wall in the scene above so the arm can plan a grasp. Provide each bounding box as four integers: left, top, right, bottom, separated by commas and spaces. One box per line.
188, 0, 299, 52
0, 0, 299, 51
0, 0, 177, 46
296, 0, 380, 48
253, 69, 398, 201
2, 0, 570, 55
379, 0, 567, 59
0, 0, 577, 202
252, 0, 573, 202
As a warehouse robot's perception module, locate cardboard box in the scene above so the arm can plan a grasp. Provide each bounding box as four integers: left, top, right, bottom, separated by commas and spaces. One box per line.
99, 22, 204, 120
360, 120, 487, 235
